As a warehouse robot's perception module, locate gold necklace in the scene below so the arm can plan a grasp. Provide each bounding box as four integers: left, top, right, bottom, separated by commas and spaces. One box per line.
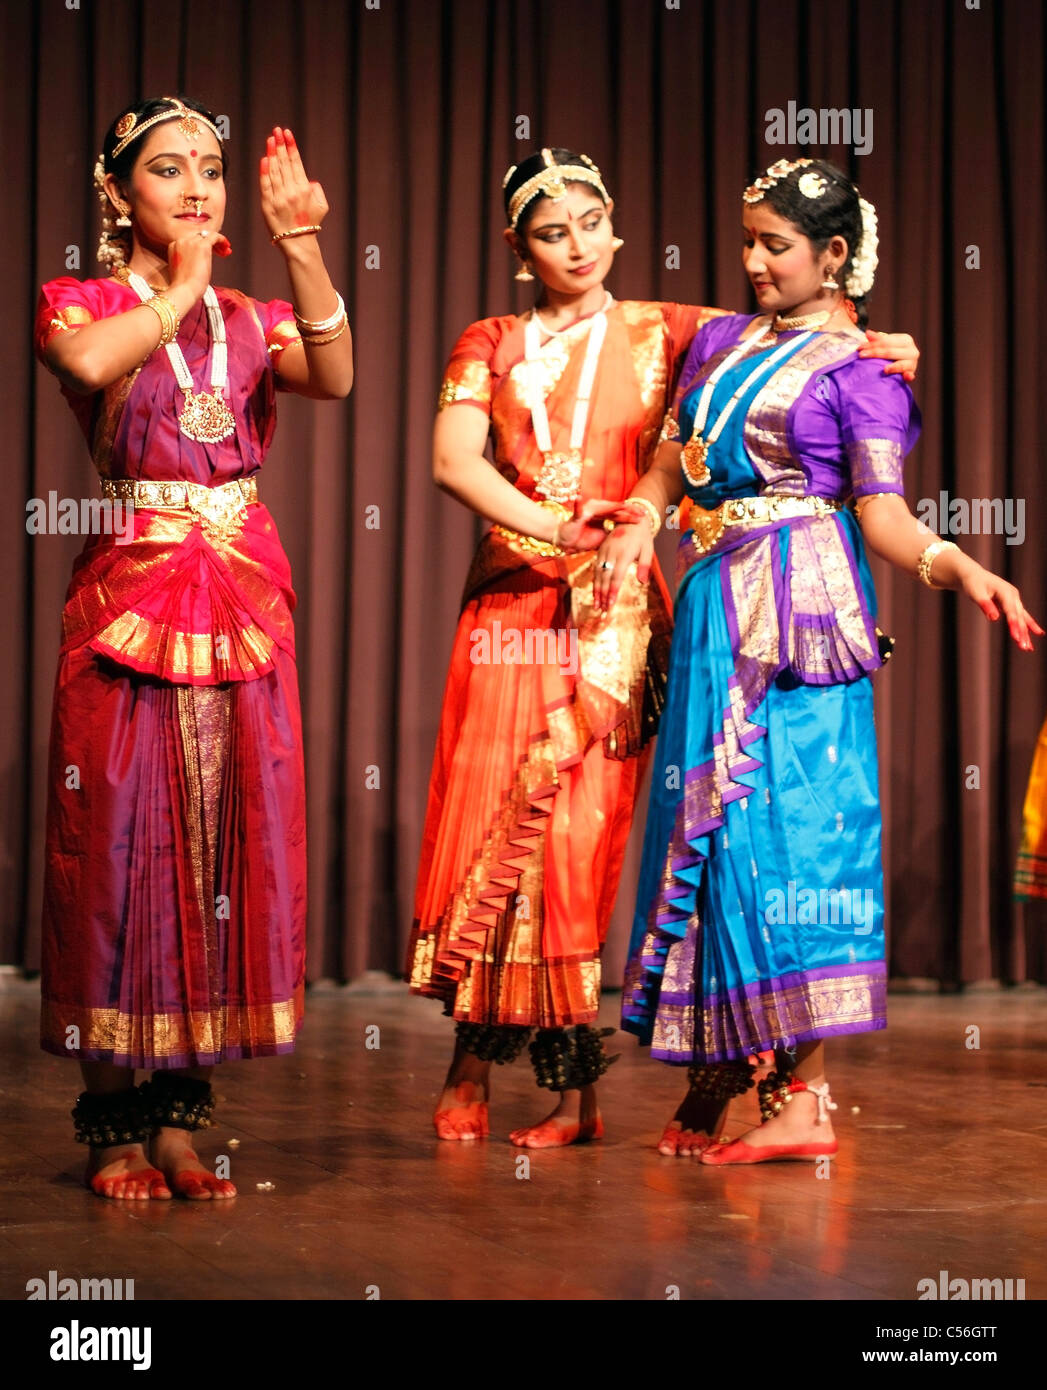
112, 263, 167, 294
773, 308, 833, 332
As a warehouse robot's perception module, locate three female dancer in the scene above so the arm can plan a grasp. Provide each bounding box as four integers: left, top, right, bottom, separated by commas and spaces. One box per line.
36, 97, 351, 1198
407, 148, 919, 1147
601, 157, 1041, 1162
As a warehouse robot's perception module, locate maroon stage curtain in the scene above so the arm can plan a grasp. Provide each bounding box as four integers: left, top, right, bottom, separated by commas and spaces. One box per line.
3, 0, 1045, 990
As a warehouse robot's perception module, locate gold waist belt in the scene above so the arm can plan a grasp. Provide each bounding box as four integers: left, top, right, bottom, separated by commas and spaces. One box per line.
690, 494, 841, 556
100, 476, 259, 541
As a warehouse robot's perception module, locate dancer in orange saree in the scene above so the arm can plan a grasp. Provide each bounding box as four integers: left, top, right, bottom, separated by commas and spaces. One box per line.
36, 97, 352, 1200
406, 147, 918, 1147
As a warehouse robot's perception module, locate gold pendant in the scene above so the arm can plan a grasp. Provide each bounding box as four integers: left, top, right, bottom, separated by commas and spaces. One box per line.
178, 390, 237, 444
534, 448, 584, 505
690, 502, 727, 556
681, 435, 711, 487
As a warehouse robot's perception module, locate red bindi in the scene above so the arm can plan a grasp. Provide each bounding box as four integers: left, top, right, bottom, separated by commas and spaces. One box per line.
189, 149, 197, 157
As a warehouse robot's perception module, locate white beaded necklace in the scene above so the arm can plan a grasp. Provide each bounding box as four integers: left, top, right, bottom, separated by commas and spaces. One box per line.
524, 294, 612, 505
127, 271, 236, 444
680, 319, 816, 487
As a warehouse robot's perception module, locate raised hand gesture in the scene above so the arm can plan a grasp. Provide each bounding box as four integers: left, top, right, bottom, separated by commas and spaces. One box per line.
259, 126, 329, 243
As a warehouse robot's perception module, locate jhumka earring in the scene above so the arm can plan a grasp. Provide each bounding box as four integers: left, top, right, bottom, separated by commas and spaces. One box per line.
611, 236, 624, 251
514, 258, 535, 282
115, 206, 132, 228
821, 264, 840, 290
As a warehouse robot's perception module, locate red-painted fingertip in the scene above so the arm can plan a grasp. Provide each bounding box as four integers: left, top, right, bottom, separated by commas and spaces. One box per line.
214, 236, 232, 257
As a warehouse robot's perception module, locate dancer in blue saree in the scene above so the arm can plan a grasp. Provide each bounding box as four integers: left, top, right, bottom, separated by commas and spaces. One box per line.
594, 158, 1041, 1164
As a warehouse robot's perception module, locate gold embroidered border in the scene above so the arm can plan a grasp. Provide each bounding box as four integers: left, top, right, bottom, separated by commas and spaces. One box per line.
412, 732, 559, 992
786, 519, 877, 673
445, 832, 603, 1026
42, 304, 94, 346
438, 358, 493, 410
92, 608, 276, 681
266, 319, 303, 358
848, 438, 905, 495
41, 991, 302, 1061
648, 968, 884, 1057
177, 685, 233, 1054
744, 333, 860, 492
617, 300, 670, 463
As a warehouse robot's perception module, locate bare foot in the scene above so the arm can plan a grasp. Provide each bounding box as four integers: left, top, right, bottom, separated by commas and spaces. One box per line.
434, 1043, 491, 1140
509, 1085, 602, 1148
151, 1129, 237, 1199
658, 1087, 728, 1157
85, 1144, 172, 1200
702, 1084, 837, 1165
434, 1080, 490, 1140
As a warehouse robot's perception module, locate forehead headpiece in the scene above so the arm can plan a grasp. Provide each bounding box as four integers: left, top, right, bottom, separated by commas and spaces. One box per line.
505, 147, 610, 231
110, 96, 222, 161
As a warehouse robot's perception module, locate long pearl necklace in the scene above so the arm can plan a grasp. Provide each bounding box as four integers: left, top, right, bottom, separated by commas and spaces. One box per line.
680, 317, 815, 487
127, 271, 237, 444
524, 294, 612, 505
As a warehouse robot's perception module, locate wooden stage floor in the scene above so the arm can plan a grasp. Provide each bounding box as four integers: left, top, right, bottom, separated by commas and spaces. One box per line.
2, 978, 1044, 1302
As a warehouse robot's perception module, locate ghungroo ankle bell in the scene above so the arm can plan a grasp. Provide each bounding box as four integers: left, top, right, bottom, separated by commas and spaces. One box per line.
758, 1072, 838, 1124
72, 1088, 152, 1148
529, 1025, 619, 1090
758, 1070, 800, 1122
455, 1021, 532, 1065
685, 1061, 756, 1103
137, 1072, 216, 1132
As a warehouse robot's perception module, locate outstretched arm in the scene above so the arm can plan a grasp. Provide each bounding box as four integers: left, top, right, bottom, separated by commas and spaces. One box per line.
857, 494, 1042, 651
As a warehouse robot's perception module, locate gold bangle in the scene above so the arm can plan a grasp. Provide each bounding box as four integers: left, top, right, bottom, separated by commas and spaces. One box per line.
300, 318, 348, 346
624, 495, 662, 537
854, 490, 896, 524
271, 224, 322, 244
142, 294, 180, 345
917, 539, 959, 589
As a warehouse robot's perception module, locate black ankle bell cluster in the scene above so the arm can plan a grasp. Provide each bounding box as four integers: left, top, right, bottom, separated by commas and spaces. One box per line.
528, 1024, 618, 1091
71, 1088, 152, 1147
138, 1074, 216, 1132
685, 1061, 756, 1104
455, 1021, 533, 1065
72, 1073, 216, 1147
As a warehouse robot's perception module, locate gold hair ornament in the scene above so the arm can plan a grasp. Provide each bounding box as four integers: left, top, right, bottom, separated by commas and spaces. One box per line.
111, 97, 222, 160
743, 157, 815, 204
506, 151, 611, 231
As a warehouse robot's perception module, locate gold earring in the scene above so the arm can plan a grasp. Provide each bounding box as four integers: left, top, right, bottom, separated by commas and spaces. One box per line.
514, 258, 534, 282
821, 265, 839, 290
611, 236, 624, 251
